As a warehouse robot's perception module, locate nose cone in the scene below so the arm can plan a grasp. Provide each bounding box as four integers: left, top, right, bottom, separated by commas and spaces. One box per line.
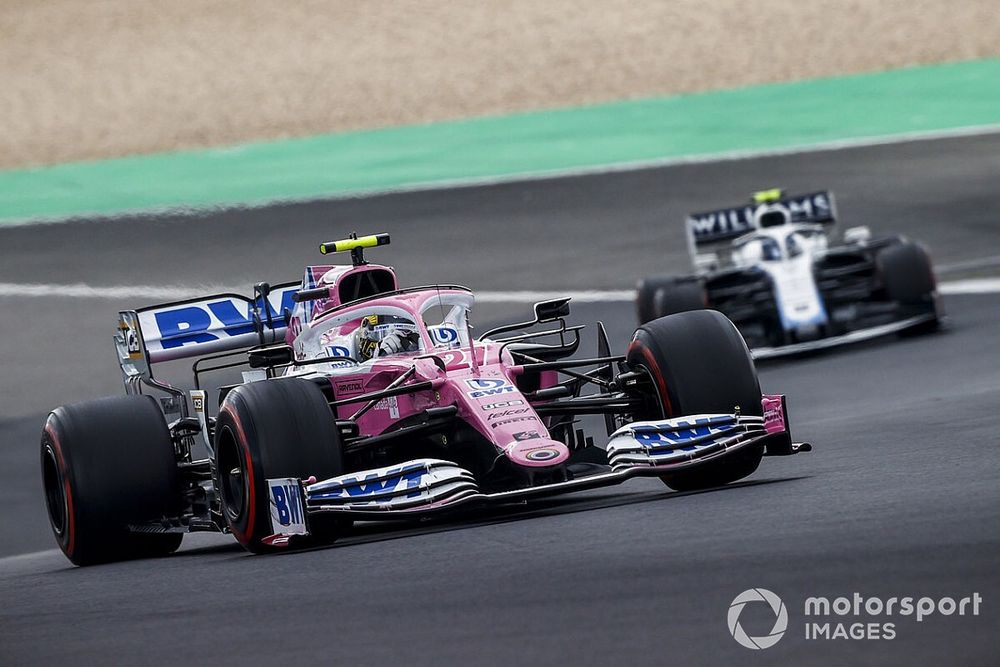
505, 438, 570, 468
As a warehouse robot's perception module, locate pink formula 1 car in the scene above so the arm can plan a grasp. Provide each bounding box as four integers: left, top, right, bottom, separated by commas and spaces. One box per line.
41, 234, 810, 565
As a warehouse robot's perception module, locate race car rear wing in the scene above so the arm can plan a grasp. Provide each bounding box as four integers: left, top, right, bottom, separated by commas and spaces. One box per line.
113, 234, 393, 420
114, 281, 300, 401
685, 190, 837, 271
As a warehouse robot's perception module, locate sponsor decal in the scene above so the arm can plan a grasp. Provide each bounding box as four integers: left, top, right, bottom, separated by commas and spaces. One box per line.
688, 208, 755, 242
524, 447, 560, 462
261, 534, 294, 548
466, 378, 516, 399
120, 319, 141, 359
336, 380, 365, 395
325, 345, 351, 358
491, 415, 539, 429
631, 417, 731, 447
482, 400, 524, 410
429, 325, 459, 346
512, 430, 542, 442
329, 463, 425, 499
689, 191, 834, 243
762, 395, 787, 434
487, 408, 529, 420
268, 478, 307, 535
147, 287, 298, 350
324, 345, 356, 368
375, 395, 400, 419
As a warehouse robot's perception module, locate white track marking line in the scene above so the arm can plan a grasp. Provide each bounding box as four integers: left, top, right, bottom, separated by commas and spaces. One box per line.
935, 254, 1000, 275
4, 124, 1000, 227
0, 282, 239, 300
937, 278, 1000, 295
475, 289, 635, 303
0, 280, 998, 302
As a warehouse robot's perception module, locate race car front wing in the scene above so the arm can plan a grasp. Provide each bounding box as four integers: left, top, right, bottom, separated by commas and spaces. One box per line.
264, 395, 810, 542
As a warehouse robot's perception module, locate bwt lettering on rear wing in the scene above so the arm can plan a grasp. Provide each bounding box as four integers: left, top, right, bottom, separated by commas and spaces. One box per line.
686, 191, 837, 246
115, 281, 300, 367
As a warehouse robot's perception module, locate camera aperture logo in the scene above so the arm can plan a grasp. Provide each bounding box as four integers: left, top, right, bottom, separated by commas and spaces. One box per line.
728, 588, 788, 650
728, 589, 983, 648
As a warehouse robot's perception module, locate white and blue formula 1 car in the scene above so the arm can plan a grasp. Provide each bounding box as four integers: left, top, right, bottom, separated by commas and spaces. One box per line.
636, 189, 942, 359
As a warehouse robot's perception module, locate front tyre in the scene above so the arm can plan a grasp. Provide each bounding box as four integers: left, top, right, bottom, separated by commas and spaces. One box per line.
626, 309, 764, 491
214, 378, 344, 553
40, 395, 182, 566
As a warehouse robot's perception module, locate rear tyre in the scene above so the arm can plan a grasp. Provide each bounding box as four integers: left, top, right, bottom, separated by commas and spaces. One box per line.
626, 310, 764, 491
652, 279, 706, 319
40, 395, 182, 566
214, 378, 344, 553
877, 240, 939, 334
635, 275, 676, 325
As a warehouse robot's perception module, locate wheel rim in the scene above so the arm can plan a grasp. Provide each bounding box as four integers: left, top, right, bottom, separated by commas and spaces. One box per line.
216, 427, 247, 522
42, 444, 67, 537
631, 361, 669, 421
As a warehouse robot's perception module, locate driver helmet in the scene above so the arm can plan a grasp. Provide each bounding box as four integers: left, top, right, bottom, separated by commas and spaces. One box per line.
353, 314, 420, 361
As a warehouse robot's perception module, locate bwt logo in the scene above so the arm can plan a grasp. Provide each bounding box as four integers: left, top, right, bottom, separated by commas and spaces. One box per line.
152, 289, 298, 349
430, 326, 459, 345
633, 418, 731, 448
728, 588, 788, 650
270, 483, 303, 527
338, 464, 425, 499
466, 378, 516, 398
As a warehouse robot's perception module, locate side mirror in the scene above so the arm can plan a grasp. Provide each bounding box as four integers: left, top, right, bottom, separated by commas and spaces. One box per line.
248, 344, 294, 368
533, 298, 571, 323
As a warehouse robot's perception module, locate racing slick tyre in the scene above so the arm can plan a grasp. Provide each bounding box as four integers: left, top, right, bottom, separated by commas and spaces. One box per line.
877, 241, 939, 334
652, 279, 706, 319
40, 395, 183, 566
214, 378, 344, 553
635, 275, 676, 325
626, 309, 764, 492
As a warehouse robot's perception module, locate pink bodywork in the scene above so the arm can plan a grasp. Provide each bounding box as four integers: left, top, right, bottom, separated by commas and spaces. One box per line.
761, 394, 788, 434
285, 265, 570, 470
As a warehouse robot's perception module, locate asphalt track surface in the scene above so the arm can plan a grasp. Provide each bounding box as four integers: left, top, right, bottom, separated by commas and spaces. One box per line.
2, 133, 999, 665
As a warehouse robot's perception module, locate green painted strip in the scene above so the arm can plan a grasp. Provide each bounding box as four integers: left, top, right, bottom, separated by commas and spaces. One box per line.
2, 58, 999, 223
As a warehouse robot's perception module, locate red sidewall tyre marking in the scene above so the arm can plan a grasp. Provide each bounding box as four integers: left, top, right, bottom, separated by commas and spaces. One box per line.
222, 407, 257, 546
628, 340, 674, 417
43, 423, 76, 559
